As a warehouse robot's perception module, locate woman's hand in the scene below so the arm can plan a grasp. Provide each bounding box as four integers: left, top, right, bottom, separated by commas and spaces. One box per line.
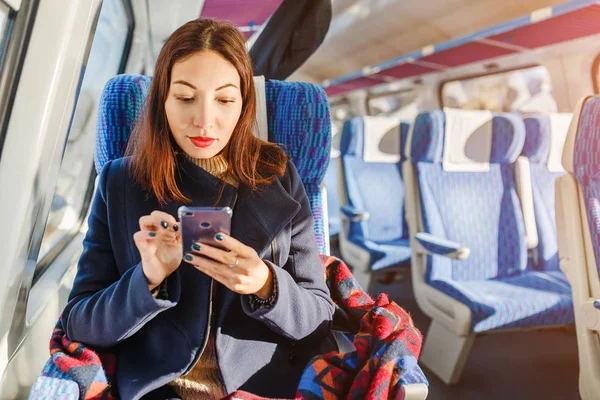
183, 233, 274, 299
133, 211, 182, 290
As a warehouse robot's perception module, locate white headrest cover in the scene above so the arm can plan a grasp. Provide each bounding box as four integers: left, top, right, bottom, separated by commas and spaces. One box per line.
362, 116, 401, 163
442, 108, 493, 172
547, 113, 572, 173
253, 76, 269, 142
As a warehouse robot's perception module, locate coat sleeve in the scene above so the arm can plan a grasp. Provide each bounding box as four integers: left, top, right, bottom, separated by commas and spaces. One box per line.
242, 162, 334, 341
61, 160, 181, 348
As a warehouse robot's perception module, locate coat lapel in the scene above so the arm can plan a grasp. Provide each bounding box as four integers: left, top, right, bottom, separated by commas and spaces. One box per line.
217, 174, 301, 324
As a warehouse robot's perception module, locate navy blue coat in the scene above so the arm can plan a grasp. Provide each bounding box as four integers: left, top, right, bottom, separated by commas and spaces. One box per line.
62, 155, 335, 399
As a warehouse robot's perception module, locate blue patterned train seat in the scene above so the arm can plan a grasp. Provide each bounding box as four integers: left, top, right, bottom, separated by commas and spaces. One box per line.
556, 96, 600, 399
95, 75, 331, 254
405, 108, 573, 385
412, 110, 573, 333
338, 117, 412, 291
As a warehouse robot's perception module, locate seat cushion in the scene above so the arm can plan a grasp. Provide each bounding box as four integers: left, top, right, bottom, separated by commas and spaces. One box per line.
429, 271, 574, 332
348, 237, 412, 271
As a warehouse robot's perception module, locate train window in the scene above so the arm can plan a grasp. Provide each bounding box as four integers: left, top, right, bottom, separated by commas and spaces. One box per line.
367, 89, 421, 118
35, 0, 133, 272
0, 0, 34, 159
0, 2, 12, 64
330, 101, 355, 155
441, 65, 558, 113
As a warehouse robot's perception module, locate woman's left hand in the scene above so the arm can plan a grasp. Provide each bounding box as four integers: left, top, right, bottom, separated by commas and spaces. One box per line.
183, 233, 274, 299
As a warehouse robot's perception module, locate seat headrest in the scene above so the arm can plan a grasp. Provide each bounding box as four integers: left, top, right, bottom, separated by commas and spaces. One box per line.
523, 113, 572, 172
562, 96, 596, 174
94, 75, 316, 174
339, 116, 404, 163
522, 115, 550, 163
95, 75, 151, 174
263, 79, 331, 185
409, 109, 525, 168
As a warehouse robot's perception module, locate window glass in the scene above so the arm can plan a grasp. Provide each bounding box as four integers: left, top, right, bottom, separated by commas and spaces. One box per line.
37, 0, 130, 262
368, 89, 422, 120
330, 103, 355, 157
0, 2, 12, 71
441, 65, 558, 113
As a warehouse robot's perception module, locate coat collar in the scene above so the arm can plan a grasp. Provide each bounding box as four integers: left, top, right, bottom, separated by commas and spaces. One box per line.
232, 176, 300, 258
175, 153, 301, 256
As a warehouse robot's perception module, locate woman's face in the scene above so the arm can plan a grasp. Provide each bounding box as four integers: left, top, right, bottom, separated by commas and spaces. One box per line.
165, 50, 243, 159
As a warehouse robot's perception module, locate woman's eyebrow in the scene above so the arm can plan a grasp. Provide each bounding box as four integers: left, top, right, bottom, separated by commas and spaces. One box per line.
215, 83, 238, 91
172, 80, 196, 90
171, 81, 238, 91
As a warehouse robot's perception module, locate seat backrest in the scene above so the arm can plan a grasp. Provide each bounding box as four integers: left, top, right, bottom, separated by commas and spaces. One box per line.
522, 113, 571, 271
557, 96, 600, 400
410, 109, 528, 282
339, 116, 408, 243
563, 96, 600, 296
95, 75, 331, 254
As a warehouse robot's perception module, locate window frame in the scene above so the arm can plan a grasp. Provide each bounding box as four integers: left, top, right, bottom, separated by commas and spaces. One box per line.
32, 0, 135, 282
0, 0, 40, 160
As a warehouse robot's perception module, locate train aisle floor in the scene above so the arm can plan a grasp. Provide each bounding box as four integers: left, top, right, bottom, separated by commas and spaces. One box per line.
372, 273, 579, 400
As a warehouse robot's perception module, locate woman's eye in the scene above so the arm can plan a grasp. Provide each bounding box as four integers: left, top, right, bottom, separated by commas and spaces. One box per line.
176, 97, 194, 103
218, 99, 235, 105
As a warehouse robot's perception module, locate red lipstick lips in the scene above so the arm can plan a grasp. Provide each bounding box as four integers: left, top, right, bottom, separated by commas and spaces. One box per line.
189, 136, 215, 148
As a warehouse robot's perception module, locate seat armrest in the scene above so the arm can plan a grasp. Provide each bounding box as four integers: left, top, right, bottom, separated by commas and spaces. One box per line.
415, 232, 470, 260
581, 299, 600, 331
340, 205, 369, 222
397, 383, 429, 400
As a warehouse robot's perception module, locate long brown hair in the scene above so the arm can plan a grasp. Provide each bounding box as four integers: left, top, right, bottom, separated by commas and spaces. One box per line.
127, 18, 287, 205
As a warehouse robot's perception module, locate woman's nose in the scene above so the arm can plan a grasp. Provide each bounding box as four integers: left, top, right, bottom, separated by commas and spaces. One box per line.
192, 101, 215, 131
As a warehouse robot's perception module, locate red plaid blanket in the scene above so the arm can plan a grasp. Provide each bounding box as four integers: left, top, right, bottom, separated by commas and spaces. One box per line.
30, 256, 423, 399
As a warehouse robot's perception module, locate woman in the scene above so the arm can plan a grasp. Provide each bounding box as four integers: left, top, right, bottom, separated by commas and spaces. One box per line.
61, 18, 335, 400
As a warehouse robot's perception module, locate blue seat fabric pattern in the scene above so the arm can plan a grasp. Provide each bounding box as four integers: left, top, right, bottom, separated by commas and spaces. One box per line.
574, 97, 600, 280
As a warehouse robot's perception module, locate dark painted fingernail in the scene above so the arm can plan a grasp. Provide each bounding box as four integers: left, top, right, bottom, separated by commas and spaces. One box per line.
161, 221, 168, 229
215, 233, 224, 241
173, 224, 179, 232
149, 232, 156, 237
184, 254, 193, 261
191, 243, 201, 251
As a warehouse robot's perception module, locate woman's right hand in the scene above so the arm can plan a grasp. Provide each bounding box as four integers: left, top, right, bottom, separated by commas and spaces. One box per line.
133, 211, 183, 290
